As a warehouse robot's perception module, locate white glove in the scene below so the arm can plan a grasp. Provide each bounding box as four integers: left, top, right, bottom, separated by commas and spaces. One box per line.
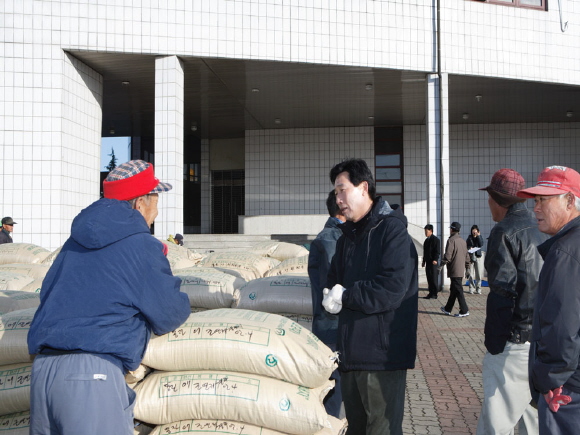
322, 284, 346, 314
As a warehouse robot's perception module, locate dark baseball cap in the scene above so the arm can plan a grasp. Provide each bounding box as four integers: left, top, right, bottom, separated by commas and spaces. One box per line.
1, 217, 17, 225
450, 222, 461, 231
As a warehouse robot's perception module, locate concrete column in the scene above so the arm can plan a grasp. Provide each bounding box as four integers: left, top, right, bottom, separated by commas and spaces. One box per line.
426, 73, 450, 286
154, 55, 184, 239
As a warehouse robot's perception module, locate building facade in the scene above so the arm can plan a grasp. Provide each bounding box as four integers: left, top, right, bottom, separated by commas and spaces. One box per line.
1, 0, 579, 250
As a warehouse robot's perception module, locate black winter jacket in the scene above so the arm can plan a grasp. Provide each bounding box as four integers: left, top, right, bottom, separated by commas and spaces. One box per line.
422, 234, 440, 265
531, 215, 580, 395
483, 202, 547, 355
328, 197, 418, 371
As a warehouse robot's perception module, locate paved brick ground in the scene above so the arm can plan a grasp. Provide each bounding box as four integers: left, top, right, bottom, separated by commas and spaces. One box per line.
402, 283, 488, 435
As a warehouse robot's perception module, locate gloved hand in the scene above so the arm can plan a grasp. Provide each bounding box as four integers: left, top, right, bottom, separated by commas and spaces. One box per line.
544, 386, 572, 412
322, 284, 346, 314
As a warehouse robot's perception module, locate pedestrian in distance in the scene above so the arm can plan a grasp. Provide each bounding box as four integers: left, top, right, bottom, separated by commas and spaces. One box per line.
440, 222, 471, 318
0, 216, 17, 244
422, 224, 441, 299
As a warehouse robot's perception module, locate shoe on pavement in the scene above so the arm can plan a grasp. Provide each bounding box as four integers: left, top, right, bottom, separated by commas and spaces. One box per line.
440, 307, 452, 316
476, 289, 482, 294
454, 312, 470, 318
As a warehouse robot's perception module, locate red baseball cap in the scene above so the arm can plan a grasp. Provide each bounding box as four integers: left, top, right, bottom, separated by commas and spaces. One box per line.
517, 166, 580, 199
103, 160, 172, 201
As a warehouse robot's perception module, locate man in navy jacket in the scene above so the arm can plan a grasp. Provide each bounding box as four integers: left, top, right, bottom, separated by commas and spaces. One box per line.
28, 160, 190, 435
323, 158, 418, 435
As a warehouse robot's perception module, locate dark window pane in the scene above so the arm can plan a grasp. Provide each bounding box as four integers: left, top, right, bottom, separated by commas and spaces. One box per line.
376, 168, 401, 180
376, 155, 400, 166
376, 181, 402, 194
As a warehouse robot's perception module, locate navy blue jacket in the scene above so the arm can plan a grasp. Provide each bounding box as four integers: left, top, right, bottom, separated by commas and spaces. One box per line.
308, 217, 343, 345
28, 198, 190, 373
328, 197, 418, 371
531, 215, 580, 394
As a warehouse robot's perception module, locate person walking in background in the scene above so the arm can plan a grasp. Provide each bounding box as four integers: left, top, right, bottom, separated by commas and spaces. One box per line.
422, 224, 441, 299
466, 224, 484, 294
440, 222, 471, 318
0, 217, 17, 244
476, 168, 547, 435
517, 166, 580, 434
27, 160, 190, 435
322, 158, 418, 435
308, 190, 346, 418
174, 233, 184, 246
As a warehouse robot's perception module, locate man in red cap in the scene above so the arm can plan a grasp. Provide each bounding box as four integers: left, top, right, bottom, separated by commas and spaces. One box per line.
476, 168, 547, 435
28, 160, 190, 435
517, 165, 580, 434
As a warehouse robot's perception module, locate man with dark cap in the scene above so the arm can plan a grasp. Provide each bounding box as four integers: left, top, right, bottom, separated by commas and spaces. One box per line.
440, 222, 471, 317
517, 166, 580, 434
0, 217, 17, 244
174, 233, 184, 246
476, 169, 547, 435
28, 160, 190, 435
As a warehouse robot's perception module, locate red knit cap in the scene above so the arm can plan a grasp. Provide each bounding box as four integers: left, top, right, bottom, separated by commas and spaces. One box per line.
103, 160, 172, 201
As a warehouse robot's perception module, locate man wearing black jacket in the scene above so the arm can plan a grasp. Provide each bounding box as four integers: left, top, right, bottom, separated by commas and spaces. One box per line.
476, 169, 547, 434
322, 159, 418, 435
422, 224, 440, 299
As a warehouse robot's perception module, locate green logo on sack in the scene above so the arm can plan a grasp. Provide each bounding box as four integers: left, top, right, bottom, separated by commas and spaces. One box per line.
249, 292, 257, 300
279, 398, 291, 411
265, 354, 278, 367
275, 328, 285, 336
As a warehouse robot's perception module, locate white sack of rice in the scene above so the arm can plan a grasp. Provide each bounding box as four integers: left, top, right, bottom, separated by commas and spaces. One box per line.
163, 243, 199, 271
0, 308, 36, 365
142, 309, 337, 388
248, 241, 280, 257
0, 244, 50, 265
198, 253, 279, 281
174, 267, 246, 309
148, 415, 347, 435
264, 255, 309, 277
0, 411, 30, 435
280, 313, 313, 332
16, 279, 42, 294
0, 291, 40, 315
41, 246, 62, 266
268, 243, 309, 261
0, 264, 50, 280
232, 276, 313, 315
0, 272, 35, 292
134, 370, 332, 434
0, 363, 32, 415
126, 364, 152, 387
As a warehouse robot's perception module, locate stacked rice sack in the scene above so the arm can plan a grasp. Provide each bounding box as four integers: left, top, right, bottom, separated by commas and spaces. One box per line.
136, 308, 339, 434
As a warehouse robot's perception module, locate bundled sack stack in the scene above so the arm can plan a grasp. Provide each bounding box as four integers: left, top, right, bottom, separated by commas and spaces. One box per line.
136, 308, 339, 434
0, 244, 50, 266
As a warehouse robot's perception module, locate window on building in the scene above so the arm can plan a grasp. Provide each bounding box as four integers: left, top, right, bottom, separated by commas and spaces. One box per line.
476, 0, 546, 10
375, 127, 404, 210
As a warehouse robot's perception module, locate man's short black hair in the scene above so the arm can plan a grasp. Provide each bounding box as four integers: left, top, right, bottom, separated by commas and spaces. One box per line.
424, 224, 433, 231
326, 190, 341, 217
329, 158, 376, 200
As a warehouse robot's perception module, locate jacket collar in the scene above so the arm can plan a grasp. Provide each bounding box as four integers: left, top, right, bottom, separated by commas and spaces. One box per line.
341, 197, 395, 240
538, 215, 580, 258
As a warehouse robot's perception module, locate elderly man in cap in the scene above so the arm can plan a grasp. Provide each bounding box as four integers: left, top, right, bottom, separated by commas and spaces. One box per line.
0, 217, 17, 244
517, 166, 580, 434
440, 222, 471, 317
28, 160, 190, 435
476, 169, 547, 435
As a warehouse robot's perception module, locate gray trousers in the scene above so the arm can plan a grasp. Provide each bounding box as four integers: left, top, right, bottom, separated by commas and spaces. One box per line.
30, 353, 135, 435
342, 369, 407, 435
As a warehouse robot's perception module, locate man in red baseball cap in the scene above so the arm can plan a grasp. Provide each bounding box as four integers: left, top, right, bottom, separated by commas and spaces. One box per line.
476, 168, 547, 435
28, 160, 190, 435
517, 166, 580, 434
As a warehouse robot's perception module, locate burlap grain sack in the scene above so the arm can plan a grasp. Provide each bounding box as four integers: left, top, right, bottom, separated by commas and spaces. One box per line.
198, 253, 279, 281
269, 243, 309, 261
232, 276, 313, 315
0, 244, 50, 265
0, 411, 30, 434
174, 267, 246, 309
41, 246, 62, 266
0, 363, 32, 415
0, 308, 36, 365
248, 241, 280, 257
0, 291, 40, 315
265, 255, 309, 277
142, 309, 336, 388
0, 264, 50, 280
149, 415, 346, 435
134, 370, 332, 434
0, 272, 35, 291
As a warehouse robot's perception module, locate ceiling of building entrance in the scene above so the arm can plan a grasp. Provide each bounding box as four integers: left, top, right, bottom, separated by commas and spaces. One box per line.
70, 51, 580, 140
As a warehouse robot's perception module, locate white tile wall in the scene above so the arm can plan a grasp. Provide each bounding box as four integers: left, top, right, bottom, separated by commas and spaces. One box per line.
245, 127, 374, 216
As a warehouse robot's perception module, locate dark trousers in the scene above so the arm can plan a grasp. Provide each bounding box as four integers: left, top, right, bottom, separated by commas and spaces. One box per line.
425, 262, 439, 296
444, 277, 469, 315
342, 369, 407, 435
323, 343, 343, 418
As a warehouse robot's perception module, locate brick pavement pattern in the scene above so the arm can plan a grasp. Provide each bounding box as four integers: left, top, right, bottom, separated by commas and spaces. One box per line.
402, 284, 488, 435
